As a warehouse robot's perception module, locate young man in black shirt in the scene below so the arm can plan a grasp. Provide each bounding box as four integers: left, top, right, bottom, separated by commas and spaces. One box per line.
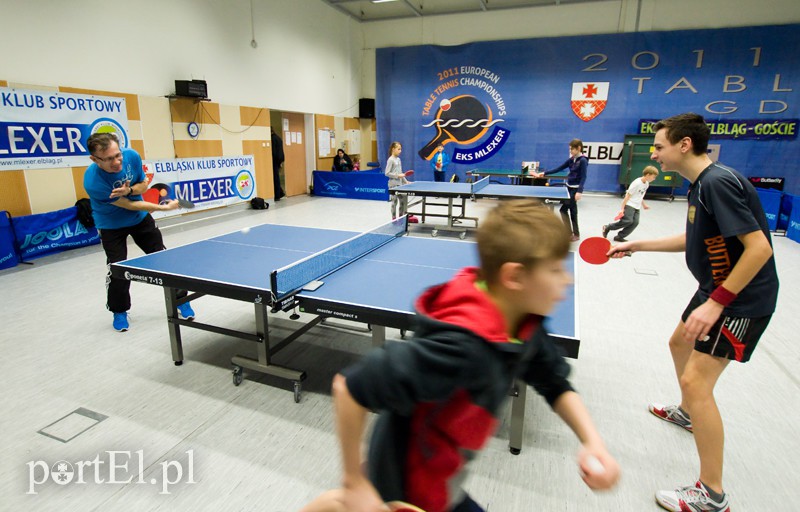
610, 113, 778, 512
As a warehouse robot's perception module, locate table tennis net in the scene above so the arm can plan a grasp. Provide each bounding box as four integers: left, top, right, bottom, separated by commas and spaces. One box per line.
471, 176, 490, 193
270, 217, 407, 301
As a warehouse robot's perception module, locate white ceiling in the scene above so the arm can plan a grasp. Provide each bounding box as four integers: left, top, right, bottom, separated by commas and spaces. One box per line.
319, 0, 612, 22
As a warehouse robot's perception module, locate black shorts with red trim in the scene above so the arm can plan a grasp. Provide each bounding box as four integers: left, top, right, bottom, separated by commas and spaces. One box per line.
682, 294, 772, 363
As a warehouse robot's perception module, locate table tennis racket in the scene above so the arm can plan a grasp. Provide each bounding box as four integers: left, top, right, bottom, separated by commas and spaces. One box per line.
177, 198, 195, 209
418, 95, 491, 160
578, 237, 628, 265
404, 170, 415, 177
385, 501, 427, 512
614, 210, 624, 221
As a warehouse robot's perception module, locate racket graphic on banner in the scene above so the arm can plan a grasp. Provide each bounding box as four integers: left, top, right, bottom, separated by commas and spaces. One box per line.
418, 95, 492, 160
579, 237, 630, 265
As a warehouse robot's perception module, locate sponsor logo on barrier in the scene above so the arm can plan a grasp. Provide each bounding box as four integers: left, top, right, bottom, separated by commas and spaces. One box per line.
19, 220, 95, 250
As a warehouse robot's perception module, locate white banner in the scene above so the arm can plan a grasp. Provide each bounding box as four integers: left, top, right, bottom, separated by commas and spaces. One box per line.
143, 155, 256, 219
0, 87, 129, 170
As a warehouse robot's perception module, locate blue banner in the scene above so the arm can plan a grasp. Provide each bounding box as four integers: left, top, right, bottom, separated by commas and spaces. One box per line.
639, 119, 798, 140
788, 196, 800, 244
376, 24, 800, 195
0, 211, 18, 270
313, 171, 389, 201
12, 206, 100, 261
779, 194, 795, 231
756, 189, 782, 231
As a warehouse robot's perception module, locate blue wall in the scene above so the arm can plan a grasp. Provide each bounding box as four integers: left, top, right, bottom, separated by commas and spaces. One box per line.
376, 24, 800, 195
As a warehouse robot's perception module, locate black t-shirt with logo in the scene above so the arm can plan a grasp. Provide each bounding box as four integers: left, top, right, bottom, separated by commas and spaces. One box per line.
685, 163, 779, 317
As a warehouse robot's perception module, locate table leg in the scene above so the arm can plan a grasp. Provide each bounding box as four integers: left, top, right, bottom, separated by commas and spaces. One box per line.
509, 379, 526, 454
371, 325, 386, 347
164, 287, 184, 365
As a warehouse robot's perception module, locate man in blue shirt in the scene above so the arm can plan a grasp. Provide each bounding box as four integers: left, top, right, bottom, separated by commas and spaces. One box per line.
83, 133, 194, 331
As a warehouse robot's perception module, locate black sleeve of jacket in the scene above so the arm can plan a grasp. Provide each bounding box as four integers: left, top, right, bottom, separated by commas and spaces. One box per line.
341, 335, 478, 416
520, 329, 575, 407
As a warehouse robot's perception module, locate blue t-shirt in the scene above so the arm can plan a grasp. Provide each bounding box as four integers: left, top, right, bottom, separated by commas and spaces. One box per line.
83, 148, 148, 229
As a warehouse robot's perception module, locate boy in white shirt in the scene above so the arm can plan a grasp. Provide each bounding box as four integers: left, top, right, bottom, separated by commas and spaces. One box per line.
603, 165, 659, 242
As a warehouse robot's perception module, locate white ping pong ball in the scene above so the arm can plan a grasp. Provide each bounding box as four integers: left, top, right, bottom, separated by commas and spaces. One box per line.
241, 227, 251, 234
440, 98, 451, 111
585, 455, 605, 474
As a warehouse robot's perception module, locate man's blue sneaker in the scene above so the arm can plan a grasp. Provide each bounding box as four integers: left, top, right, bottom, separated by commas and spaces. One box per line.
113, 312, 129, 332
177, 302, 195, 320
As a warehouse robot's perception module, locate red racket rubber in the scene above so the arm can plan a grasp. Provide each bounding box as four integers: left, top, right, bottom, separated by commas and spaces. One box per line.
579, 237, 613, 265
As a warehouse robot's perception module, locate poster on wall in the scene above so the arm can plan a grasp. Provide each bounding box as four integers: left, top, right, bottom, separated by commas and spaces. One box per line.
376, 24, 800, 195
142, 155, 256, 219
0, 87, 129, 170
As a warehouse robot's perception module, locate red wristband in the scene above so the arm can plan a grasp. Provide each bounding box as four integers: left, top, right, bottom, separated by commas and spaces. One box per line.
709, 285, 737, 307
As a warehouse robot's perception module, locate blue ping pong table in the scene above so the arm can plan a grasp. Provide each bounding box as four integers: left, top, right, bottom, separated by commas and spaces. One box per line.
111, 219, 579, 453
467, 168, 569, 186
390, 177, 570, 238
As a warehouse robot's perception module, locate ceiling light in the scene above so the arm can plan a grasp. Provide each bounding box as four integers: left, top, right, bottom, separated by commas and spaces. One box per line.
371, 0, 398, 3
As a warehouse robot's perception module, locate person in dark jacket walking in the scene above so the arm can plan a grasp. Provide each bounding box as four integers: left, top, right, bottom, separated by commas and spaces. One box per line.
271, 128, 285, 200
536, 138, 588, 241
302, 200, 620, 512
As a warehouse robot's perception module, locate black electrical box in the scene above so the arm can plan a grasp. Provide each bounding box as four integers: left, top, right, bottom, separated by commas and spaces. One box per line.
175, 80, 208, 99
359, 98, 375, 119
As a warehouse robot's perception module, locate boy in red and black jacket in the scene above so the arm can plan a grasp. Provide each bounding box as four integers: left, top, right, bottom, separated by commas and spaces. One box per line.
303, 200, 620, 512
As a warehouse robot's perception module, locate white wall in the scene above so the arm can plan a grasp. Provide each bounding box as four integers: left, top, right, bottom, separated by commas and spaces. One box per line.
1, 0, 361, 116
3, 0, 800, 115
359, 0, 800, 97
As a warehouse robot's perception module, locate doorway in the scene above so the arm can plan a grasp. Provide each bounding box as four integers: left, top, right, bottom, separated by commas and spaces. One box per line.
270, 111, 307, 199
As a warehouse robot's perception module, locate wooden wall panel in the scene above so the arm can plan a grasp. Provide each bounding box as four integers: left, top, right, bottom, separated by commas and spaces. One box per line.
130, 140, 145, 157
315, 114, 335, 169
72, 167, 88, 199
242, 140, 273, 200
0, 172, 31, 216
240, 106, 269, 128
282, 112, 307, 197
170, 98, 219, 124
173, 140, 223, 159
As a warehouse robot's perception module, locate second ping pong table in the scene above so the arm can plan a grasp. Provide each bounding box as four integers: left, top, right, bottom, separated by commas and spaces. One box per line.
112, 218, 579, 453
467, 168, 569, 186
390, 177, 570, 238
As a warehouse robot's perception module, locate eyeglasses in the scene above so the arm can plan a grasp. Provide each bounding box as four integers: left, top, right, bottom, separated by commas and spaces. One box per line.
93, 152, 123, 164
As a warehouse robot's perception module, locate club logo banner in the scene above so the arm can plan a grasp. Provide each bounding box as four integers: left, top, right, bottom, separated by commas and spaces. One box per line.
0, 87, 129, 170
418, 67, 510, 166
142, 155, 256, 219
571, 82, 609, 122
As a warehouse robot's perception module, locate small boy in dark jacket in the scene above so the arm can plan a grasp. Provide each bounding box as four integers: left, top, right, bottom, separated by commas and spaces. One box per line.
303, 200, 620, 512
